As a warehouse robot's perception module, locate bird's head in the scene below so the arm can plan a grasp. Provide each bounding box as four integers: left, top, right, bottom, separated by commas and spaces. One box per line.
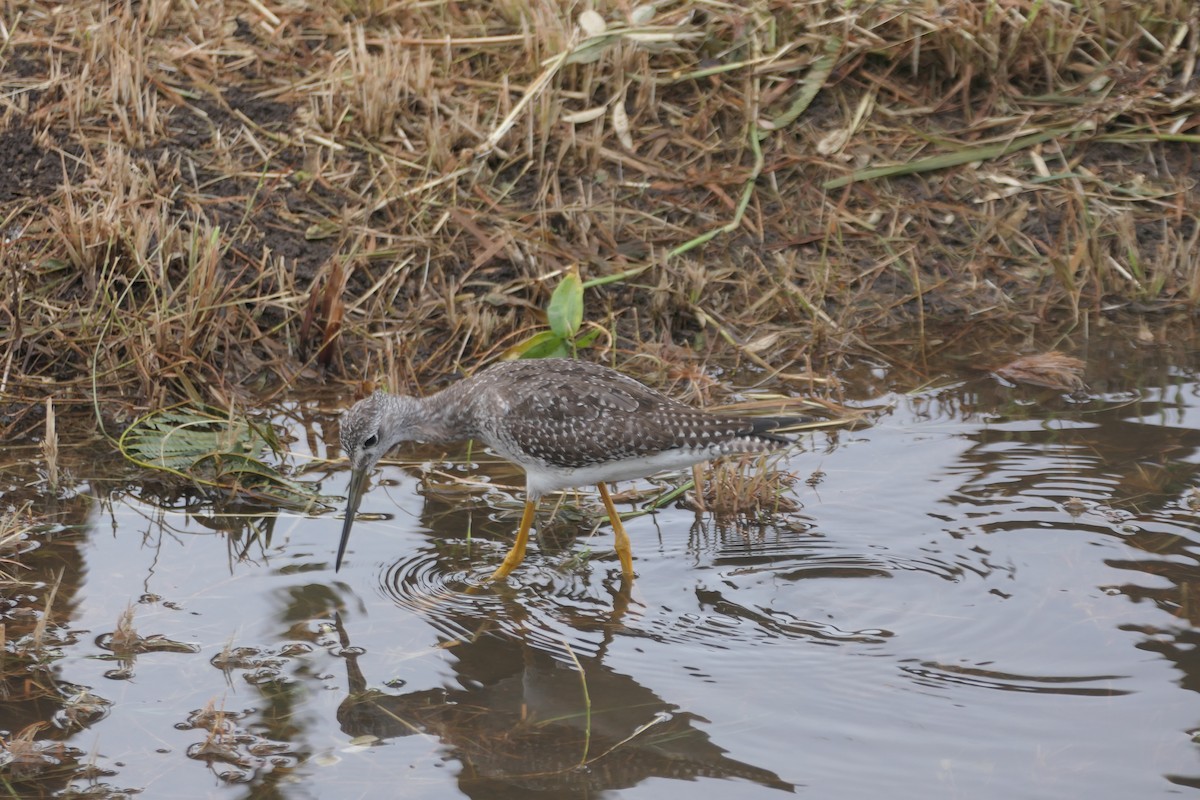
335, 391, 423, 571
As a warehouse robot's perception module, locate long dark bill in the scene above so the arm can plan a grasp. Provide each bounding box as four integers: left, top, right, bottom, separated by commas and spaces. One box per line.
337, 467, 369, 572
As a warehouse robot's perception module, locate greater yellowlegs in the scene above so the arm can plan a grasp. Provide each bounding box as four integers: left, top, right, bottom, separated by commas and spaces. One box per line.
336, 358, 796, 577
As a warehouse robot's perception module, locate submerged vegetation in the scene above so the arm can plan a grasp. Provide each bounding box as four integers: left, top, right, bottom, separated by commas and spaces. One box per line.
0, 0, 1196, 430
118, 404, 328, 510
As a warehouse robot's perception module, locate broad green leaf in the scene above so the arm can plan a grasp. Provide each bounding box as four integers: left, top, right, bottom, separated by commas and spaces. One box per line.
520, 331, 570, 360
119, 405, 327, 511
498, 330, 566, 361
547, 270, 584, 339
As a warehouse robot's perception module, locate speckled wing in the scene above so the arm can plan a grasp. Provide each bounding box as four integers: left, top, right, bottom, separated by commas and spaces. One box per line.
476, 359, 790, 469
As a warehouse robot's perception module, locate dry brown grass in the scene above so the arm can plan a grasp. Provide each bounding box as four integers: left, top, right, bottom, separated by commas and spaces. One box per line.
992, 350, 1087, 391
1, 0, 1198, 425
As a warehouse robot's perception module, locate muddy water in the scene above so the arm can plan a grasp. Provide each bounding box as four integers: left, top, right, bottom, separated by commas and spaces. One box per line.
5, 334, 1200, 798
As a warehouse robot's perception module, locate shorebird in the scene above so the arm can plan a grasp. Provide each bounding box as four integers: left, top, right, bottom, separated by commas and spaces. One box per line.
336, 358, 796, 579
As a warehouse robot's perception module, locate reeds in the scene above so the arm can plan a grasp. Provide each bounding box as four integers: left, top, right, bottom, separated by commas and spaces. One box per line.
0, 0, 1196, 420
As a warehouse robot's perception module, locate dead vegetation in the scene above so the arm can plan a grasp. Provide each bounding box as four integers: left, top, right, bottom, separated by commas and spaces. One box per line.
992, 350, 1087, 392
0, 0, 1198, 428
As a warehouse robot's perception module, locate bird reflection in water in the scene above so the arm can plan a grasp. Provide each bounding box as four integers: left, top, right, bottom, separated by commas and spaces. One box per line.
331, 611, 795, 795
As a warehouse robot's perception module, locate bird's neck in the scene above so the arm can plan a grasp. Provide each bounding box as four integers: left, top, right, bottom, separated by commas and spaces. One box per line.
395, 382, 479, 445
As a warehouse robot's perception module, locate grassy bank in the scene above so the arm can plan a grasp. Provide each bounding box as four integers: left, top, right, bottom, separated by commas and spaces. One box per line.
1, 0, 1198, 425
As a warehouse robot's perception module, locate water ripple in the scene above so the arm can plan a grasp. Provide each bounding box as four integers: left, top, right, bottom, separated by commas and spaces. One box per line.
371, 518, 925, 661
899, 660, 1130, 696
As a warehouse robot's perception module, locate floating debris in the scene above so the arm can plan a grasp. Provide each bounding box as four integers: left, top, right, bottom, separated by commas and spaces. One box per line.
992, 352, 1086, 392
120, 406, 329, 512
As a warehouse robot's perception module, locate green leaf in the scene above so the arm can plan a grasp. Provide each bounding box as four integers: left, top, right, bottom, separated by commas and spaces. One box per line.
574, 327, 604, 349
119, 405, 327, 511
498, 330, 566, 360
822, 128, 1073, 190
547, 270, 584, 339
521, 331, 571, 360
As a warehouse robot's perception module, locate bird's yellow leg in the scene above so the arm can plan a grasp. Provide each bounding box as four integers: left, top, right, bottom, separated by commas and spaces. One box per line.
490, 498, 537, 581
597, 483, 635, 577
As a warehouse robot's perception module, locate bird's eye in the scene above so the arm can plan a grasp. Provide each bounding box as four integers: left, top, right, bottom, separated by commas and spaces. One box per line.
362, 434, 378, 449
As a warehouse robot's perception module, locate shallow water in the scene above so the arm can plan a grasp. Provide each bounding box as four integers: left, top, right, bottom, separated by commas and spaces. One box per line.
6, 334, 1200, 798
